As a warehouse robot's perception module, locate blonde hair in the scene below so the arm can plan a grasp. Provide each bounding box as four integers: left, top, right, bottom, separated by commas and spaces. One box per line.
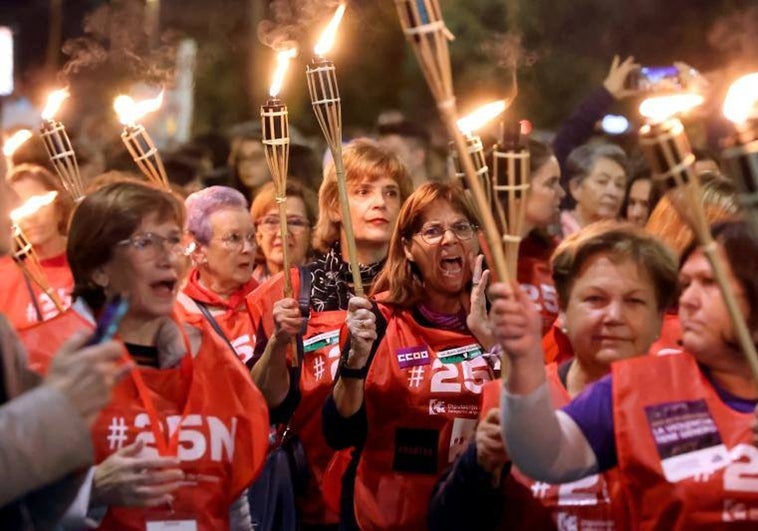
371, 181, 478, 308
312, 138, 413, 253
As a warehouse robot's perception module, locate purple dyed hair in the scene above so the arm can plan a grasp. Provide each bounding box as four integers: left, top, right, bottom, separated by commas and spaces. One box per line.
185, 186, 248, 244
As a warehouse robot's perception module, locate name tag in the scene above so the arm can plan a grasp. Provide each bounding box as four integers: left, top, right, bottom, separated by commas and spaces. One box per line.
146, 520, 198, 531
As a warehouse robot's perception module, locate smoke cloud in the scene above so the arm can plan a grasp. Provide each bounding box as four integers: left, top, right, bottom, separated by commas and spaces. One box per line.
257, 0, 342, 50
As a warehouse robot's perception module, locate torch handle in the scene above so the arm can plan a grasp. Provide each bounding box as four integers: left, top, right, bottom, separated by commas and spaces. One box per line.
702, 241, 758, 383
333, 150, 365, 297
278, 198, 293, 298
440, 106, 510, 284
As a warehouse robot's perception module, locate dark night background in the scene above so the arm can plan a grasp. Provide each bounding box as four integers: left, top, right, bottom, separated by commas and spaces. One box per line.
0, 0, 756, 142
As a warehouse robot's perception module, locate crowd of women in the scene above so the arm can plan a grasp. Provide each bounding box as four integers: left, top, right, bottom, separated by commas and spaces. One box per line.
1, 65, 757, 530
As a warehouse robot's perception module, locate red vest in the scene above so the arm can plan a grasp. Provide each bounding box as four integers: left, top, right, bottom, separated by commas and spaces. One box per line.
481, 367, 624, 530
19, 308, 269, 529
354, 304, 494, 531
613, 351, 758, 530
18, 306, 90, 374
518, 233, 559, 336
246, 268, 344, 524
0, 254, 73, 331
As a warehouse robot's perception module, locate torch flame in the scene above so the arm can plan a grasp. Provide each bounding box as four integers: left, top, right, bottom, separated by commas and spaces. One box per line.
114, 91, 164, 126
457, 100, 508, 134
3, 129, 32, 157
314, 3, 347, 57
269, 48, 297, 98
10, 191, 58, 223
723, 72, 758, 125
639, 93, 704, 124
41, 88, 70, 121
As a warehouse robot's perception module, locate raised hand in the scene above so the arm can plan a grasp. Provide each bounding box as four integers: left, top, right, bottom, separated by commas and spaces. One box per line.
345, 296, 377, 369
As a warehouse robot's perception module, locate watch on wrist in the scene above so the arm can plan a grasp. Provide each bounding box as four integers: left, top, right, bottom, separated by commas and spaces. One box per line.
338, 355, 368, 379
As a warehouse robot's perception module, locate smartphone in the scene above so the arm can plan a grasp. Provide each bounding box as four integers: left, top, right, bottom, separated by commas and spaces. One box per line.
627, 66, 681, 92
85, 295, 129, 346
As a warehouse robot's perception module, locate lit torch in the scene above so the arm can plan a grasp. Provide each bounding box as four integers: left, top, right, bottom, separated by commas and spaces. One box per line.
306, 4, 366, 295
638, 92, 758, 382
261, 47, 296, 298
720, 72, 758, 238
3, 128, 32, 172
492, 117, 530, 281
10, 191, 65, 317
113, 91, 169, 189
393, 0, 509, 282
39, 88, 85, 201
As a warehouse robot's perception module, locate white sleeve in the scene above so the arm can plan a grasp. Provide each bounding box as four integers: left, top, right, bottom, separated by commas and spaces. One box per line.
59, 467, 106, 529
500, 381, 599, 483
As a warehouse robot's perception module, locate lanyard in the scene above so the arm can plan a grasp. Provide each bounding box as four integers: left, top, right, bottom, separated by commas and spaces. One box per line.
122, 316, 195, 457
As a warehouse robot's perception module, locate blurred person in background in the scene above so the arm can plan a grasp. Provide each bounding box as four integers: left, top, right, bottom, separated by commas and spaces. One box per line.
0, 163, 74, 329
228, 130, 269, 201
250, 180, 318, 284
377, 117, 431, 188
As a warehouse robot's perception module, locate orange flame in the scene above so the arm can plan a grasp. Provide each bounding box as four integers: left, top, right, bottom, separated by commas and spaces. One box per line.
269, 48, 297, 98
639, 93, 704, 124
723, 72, 758, 125
3, 129, 32, 157
314, 3, 347, 57
114, 91, 164, 126
457, 100, 508, 134
41, 88, 70, 121
10, 191, 58, 223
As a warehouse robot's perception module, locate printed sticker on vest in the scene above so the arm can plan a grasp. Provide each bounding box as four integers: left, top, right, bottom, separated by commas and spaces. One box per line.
437, 343, 483, 364
395, 345, 431, 368
393, 427, 438, 474
303, 329, 340, 353
644, 399, 728, 482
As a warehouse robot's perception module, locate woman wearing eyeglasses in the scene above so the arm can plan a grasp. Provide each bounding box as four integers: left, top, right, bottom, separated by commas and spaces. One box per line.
18, 180, 268, 529
322, 182, 496, 531
176, 186, 260, 365
250, 181, 318, 285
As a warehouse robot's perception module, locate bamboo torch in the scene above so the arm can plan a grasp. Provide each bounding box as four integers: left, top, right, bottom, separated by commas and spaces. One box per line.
261, 47, 296, 297
393, 0, 510, 283
10, 191, 66, 316
305, 3, 365, 296
3, 128, 32, 173
492, 118, 530, 281
638, 92, 758, 382
113, 91, 170, 190
720, 72, 758, 238
39, 89, 85, 200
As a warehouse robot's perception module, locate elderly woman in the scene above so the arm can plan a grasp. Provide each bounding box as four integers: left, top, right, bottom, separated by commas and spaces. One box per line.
250, 180, 318, 284
322, 182, 497, 530
18, 180, 268, 529
176, 185, 259, 364
247, 138, 412, 529
0, 163, 74, 329
428, 222, 679, 530
495, 220, 758, 529
561, 143, 628, 236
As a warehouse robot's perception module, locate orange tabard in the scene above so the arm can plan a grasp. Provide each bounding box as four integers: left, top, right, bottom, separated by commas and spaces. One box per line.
0, 254, 73, 331
246, 268, 345, 524
613, 351, 758, 530
18, 306, 91, 374
480, 366, 624, 531
354, 305, 494, 531
518, 233, 559, 336
19, 307, 269, 529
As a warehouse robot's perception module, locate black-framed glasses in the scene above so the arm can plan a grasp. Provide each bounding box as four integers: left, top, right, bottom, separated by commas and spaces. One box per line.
416, 221, 477, 245
213, 232, 257, 252
116, 232, 184, 260
257, 216, 311, 234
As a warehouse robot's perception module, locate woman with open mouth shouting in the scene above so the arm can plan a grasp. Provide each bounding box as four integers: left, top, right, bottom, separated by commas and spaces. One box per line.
322, 181, 497, 531
18, 180, 268, 530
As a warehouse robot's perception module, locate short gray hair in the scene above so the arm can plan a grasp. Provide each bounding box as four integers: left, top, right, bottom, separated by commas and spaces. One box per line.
565, 142, 628, 185
185, 186, 248, 244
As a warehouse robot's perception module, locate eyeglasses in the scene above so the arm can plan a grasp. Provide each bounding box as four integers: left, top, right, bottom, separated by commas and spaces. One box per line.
213, 232, 257, 252
257, 216, 311, 234
116, 232, 184, 260
416, 221, 477, 245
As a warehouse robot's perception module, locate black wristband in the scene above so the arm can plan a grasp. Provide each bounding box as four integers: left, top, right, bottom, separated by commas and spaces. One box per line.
338, 355, 368, 379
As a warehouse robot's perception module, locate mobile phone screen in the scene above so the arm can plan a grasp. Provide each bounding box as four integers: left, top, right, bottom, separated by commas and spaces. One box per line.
85, 295, 129, 346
